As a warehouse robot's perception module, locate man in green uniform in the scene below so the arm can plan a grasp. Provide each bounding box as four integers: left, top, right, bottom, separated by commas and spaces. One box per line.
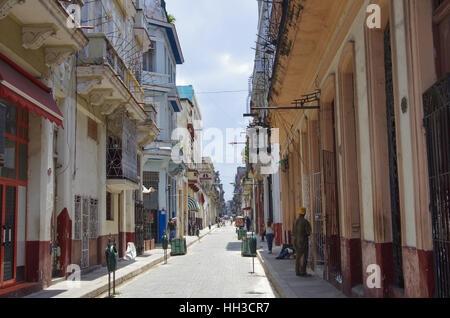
292, 207, 311, 276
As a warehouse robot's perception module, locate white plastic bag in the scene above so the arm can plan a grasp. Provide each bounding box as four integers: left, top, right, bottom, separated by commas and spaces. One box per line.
124, 242, 137, 261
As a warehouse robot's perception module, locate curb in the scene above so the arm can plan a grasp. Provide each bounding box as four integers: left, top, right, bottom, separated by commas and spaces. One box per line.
89, 227, 217, 298
88, 256, 166, 298
256, 250, 287, 298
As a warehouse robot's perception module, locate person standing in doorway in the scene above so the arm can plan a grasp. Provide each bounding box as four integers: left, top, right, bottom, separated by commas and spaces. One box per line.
265, 219, 274, 254
292, 207, 311, 276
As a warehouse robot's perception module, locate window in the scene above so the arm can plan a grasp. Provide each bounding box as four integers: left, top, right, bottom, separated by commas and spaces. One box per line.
168, 61, 172, 81
0, 101, 28, 182
143, 42, 156, 72
168, 61, 174, 83
87, 117, 98, 142
106, 192, 113, 221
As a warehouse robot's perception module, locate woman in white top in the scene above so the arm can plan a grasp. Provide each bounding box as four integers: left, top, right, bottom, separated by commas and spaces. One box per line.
265, 219, 274, 254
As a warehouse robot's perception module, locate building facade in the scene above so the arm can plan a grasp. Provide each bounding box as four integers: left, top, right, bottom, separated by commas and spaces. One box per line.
0, 0, 159, 294
246, 0, 449, 298
141, 0, 184, 244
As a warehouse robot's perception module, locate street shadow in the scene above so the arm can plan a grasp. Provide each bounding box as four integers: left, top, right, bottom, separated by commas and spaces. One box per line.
136, 254, 152, 258
246, 291, 266, 295
26, 290, 66, 298
226, 242, 241, 251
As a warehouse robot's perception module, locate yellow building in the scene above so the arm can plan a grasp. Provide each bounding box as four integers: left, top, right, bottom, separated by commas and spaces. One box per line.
248, 0, 449, 298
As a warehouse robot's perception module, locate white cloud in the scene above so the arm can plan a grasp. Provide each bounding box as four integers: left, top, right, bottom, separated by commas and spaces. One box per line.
165, 0, 258, 201
219, 53, 252, 75
176, 74, 192, 86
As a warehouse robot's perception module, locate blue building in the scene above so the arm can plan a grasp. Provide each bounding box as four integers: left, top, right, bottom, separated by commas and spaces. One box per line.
141, 0, 184, 243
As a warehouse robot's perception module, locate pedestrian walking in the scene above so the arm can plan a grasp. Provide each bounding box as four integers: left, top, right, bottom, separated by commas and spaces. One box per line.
168, 218, 176, 241
292, 207, 311, 276
265, 220, 274, 254
245, 216, 251, 232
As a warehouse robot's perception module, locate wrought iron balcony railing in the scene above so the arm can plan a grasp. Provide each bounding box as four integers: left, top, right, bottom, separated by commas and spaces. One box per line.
107, 135, 138, 184
78, 33, 145, 104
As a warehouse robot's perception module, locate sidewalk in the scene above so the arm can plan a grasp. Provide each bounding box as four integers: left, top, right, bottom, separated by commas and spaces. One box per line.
256, 237, 346, 298
26, 226, 216, 298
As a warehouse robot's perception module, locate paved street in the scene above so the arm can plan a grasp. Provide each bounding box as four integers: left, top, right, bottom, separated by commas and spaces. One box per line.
114, 225, 277, 298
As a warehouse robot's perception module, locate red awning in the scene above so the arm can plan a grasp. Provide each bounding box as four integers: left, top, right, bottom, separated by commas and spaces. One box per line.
0, 54, 63, 127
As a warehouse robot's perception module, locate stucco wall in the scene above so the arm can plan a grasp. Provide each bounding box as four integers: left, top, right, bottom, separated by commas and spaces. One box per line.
74, 110, 100, 199
301, 0, 419, 245
27, 115, 54, 242
391, 0, 416, 247
311, 2, 375, 241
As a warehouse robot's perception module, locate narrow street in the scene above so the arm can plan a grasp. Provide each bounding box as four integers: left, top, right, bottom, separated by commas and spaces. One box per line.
0, 0, 448, 301
113, 225, 277, 298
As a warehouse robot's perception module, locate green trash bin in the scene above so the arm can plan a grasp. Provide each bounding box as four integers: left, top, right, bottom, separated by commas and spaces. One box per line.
170, 238, 187, 256
238, 229, 247, 240
241, 234, 256, 257
249, 234, 257, 255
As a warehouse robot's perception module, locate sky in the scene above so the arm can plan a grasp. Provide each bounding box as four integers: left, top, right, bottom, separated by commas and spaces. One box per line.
165, 0, 258, 201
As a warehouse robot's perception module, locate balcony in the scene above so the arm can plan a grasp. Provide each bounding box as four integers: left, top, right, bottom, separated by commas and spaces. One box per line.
0, 0, 88, 66
134, 9, 151, 52
141, 72, 173, 91
106, 114, 140, 193
138, 104, 160, 147
143, 141, 173, 158
77, 33, 146, 122
143, 140, 174, 171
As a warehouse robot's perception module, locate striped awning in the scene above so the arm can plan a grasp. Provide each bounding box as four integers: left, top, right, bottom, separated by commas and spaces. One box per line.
188, 196, 200, 212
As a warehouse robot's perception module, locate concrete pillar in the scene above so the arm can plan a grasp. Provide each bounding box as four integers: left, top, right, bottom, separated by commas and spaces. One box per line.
26, 115, 55, 285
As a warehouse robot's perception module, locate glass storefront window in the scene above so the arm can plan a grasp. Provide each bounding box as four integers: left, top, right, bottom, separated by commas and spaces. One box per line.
1, 138, 16, 179
0, 100, 28, 181
5, 103, 16, 136
0, 99, 28, 286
